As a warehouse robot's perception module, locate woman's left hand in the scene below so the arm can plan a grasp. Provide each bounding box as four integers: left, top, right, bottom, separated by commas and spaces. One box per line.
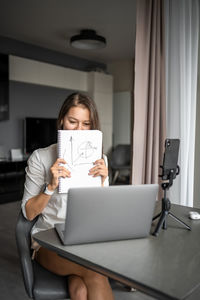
88, 159, 108, 185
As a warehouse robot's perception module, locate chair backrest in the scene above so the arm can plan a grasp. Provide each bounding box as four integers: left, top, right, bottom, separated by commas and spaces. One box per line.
111, 144, 131, 168
15, 211, 38, 298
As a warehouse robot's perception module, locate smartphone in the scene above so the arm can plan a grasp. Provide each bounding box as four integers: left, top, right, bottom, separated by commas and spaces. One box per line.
162, 139, 180, 180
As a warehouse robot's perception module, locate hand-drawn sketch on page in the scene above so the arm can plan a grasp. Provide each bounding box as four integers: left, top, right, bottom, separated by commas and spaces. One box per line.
57, 130, 103, 193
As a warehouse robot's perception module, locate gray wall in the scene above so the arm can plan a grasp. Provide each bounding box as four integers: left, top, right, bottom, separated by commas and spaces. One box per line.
113, 91, 131, 146
0, 81, 73, 158
0, 36, 107, 159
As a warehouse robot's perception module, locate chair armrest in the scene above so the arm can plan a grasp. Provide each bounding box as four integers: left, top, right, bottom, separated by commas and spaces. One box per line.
15, 211, 38, 298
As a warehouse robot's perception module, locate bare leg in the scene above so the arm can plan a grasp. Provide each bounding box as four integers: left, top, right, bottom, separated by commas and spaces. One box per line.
68, 275, 87, 300
36, 247, 114, 300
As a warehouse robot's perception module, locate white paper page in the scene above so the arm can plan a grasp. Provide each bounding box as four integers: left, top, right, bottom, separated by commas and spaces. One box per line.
58, 130, 102, 193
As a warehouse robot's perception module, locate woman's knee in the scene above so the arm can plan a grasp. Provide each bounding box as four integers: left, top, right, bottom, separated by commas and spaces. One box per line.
68, 275, 87, 300
84, 270, 109, 287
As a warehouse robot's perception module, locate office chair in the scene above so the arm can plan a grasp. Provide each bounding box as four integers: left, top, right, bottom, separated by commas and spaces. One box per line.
15, 210, 70, 300
110, 144, 131, 184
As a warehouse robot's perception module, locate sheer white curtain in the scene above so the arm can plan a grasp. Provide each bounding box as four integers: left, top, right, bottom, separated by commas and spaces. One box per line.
165, 0, 199, 206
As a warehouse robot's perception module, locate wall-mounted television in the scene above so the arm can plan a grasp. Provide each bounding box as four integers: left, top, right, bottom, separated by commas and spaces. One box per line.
24, 117, 57, 154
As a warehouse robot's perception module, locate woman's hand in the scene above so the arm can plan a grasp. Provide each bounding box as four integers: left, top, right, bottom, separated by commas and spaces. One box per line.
49, 158, 71, 191
25, 158, 71, 220
88, 158, 108, 185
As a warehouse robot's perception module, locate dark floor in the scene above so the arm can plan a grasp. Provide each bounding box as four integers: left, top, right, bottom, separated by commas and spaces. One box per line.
0, 200, 29, 300
0, 200, 155, 300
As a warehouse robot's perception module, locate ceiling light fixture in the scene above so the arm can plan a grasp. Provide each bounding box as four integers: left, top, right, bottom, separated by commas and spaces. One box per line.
70, 29, 106, 50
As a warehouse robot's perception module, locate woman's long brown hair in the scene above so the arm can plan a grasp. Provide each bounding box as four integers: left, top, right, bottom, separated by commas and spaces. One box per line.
57, 93, 101, 130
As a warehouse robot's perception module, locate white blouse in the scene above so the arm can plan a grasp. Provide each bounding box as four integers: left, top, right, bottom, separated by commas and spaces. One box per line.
21, 144, 109, 236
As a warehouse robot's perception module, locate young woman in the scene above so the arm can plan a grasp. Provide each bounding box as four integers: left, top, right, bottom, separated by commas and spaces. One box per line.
21, 93, 114, 300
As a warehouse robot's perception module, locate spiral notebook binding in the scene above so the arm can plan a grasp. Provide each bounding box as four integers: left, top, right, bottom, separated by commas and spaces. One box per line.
57, 130, 64, 193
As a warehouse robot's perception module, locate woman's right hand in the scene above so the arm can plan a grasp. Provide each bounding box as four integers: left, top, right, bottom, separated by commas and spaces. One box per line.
49, 158, 71, 191
25, 158, 71, 221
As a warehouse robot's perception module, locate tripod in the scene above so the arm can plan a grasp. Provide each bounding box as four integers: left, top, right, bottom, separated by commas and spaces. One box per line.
152, 168, 191, 236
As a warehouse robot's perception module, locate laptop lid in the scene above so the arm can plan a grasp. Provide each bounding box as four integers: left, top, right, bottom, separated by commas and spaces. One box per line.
55, 184, 158, 245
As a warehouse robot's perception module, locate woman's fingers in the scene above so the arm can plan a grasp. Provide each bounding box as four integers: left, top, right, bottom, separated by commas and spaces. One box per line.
57, 165, 71, 178
49, 159, 71, 190
93, 159, 105, 165
56, 158, 67, 165
89, 159, 108, 178
51, 164, 71, 178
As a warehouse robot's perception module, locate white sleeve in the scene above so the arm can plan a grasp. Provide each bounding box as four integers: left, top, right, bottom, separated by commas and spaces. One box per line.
103, 154, 109, 186
21, 150, 45, 219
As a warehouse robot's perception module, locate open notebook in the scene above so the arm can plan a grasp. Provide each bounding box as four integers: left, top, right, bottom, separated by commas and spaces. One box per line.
57, 130, 102, 193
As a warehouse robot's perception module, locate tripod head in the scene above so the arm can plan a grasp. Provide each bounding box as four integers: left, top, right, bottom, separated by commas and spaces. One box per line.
160, 165, 180, 190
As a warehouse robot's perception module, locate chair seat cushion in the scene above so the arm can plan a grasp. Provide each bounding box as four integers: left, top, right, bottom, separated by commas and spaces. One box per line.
33, 261, 70, 300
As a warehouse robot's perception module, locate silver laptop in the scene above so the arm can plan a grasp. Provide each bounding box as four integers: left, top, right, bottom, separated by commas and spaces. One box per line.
55, 184, 159, 245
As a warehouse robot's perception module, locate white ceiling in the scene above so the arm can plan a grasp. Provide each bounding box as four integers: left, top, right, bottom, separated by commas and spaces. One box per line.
0, 0, 136, 64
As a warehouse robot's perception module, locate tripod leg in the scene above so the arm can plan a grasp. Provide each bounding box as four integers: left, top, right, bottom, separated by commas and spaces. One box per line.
152, 211, 167, 236
152, 212, 161, 221
168, 212, 191, 231
163, 217, 167, 230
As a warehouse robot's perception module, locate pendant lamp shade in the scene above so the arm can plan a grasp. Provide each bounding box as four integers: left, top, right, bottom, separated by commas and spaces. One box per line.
70, 30, 106, 50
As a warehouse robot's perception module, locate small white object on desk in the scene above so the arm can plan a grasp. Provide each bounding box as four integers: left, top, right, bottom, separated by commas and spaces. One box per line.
189, 211, 200, 220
